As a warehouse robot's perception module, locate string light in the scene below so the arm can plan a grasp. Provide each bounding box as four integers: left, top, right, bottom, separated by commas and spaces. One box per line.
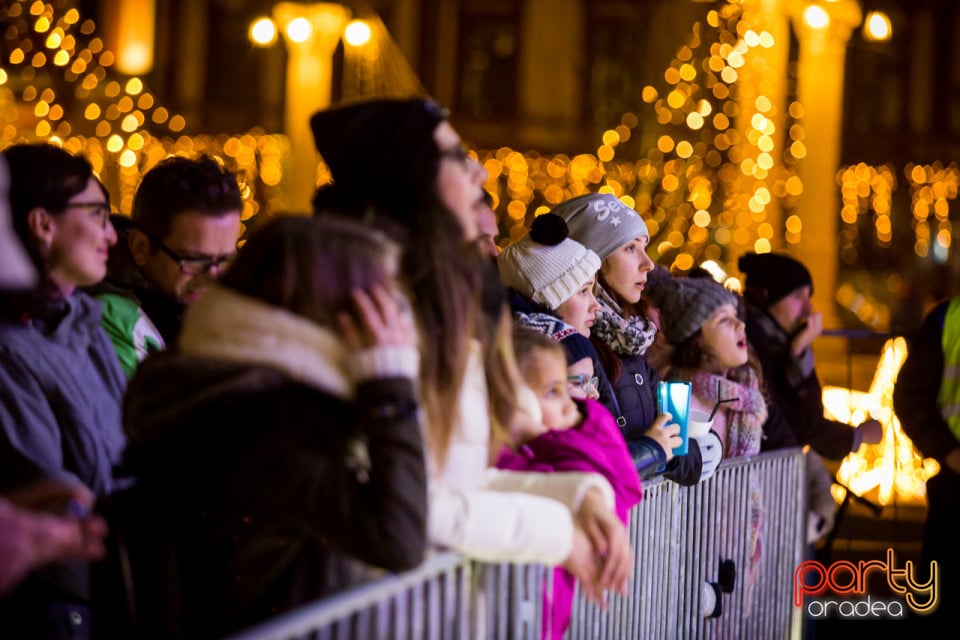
0, 0, 284, 229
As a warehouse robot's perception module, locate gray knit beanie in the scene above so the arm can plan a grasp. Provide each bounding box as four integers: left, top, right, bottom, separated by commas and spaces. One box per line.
498, 213, 601, 310
645, 268, 739, 345
550, 193, 649, 260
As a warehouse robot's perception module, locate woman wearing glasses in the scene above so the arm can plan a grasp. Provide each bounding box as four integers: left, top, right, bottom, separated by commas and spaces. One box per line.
498, 212, 680, 478
0, 143, 125, 637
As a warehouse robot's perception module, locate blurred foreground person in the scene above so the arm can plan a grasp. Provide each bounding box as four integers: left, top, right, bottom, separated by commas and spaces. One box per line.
95, 215, 427, 638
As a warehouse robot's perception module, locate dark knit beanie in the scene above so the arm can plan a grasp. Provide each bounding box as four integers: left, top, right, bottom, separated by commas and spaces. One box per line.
737, 252, 813, 307
645, 268, 739, 345
310, 98, 447, 231
560, 332, 597, 365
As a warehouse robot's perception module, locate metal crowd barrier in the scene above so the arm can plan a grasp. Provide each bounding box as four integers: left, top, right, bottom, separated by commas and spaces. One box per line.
228, 449, 806, 640
568, 448, 806, 639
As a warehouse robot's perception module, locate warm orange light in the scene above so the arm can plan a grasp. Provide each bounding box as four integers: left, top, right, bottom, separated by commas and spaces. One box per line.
249, 17, 277, 46
803, 5, 830, 30
114, 0, 154, 74
863, 11, 892, 42
344, 20, 371, 47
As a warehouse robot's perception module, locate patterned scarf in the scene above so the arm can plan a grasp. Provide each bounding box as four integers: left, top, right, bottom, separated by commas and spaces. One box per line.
684, 368, 768, 458
513, 311, 580, 343
591, 284, 658, 357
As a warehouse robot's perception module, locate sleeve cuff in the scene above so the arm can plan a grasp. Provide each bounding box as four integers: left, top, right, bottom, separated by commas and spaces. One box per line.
572, 474, 615, 513
350, 345, 420, 383
851, 425, 863, 452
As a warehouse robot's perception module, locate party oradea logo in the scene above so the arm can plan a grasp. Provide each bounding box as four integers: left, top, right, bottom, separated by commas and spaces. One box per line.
794, 549, 938, 620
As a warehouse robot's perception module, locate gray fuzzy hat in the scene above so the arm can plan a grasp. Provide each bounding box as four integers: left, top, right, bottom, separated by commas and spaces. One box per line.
646, 268, 739, 345
550, 193, 649, 261
499, 213, 600, 310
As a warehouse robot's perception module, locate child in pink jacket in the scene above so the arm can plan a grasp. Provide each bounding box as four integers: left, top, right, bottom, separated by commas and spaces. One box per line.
497, 329, 642, 639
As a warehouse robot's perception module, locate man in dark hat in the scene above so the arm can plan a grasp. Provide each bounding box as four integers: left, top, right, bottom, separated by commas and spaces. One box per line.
738, 252, 882, 459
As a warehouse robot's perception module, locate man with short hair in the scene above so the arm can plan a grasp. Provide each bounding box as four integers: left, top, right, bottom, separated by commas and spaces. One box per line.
92, 156, 242, 377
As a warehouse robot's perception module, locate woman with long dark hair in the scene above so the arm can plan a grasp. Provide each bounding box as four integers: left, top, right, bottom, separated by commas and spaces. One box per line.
553, 193, 723, 485
309, 98, 631, 599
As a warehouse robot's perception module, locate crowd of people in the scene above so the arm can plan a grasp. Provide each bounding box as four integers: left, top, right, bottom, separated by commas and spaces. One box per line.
4, 96, 929, 638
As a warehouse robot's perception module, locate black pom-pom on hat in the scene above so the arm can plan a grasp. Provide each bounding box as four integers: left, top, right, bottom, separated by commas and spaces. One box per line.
529, 213, 569, 246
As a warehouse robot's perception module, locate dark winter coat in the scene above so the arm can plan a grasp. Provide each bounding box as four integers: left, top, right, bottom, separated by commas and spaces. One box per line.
92, 286, 428, 639
744, 302, 856, 459
506, 290, 670, 478
602, 349, 704, 486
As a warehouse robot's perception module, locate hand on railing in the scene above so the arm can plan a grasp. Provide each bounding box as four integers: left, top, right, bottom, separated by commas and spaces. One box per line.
573, 488, 632, 606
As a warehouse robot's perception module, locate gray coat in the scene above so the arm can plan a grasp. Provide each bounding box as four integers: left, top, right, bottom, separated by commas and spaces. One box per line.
0, 292, 127, 496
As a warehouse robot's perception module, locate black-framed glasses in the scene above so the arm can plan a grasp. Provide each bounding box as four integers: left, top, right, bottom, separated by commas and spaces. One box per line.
64, 201, 111, 228
568, 374, 600, 395
149, 236, 235, 276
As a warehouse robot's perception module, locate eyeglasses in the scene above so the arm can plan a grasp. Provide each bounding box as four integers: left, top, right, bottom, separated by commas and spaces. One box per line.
149, 235, 235, 276
64, 201, 111, 228
567, 374, 600, 395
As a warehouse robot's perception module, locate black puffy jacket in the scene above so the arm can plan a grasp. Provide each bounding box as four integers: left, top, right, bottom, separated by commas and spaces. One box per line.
599, 350, 703, 486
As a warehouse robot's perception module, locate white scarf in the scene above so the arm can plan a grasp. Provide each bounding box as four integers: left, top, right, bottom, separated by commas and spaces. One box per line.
178, 285, 418, 400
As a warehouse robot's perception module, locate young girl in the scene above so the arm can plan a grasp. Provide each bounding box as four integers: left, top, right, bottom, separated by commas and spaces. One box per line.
497, 329, 643, 640
644, 268, 766, 458
498, 212, 680, 475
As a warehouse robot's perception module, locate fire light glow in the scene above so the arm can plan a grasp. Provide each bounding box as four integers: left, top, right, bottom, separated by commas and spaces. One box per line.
824, 338, 939, 506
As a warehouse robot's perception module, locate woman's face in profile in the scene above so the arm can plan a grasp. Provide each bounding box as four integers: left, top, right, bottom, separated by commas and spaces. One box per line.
433, 121, 487, 240
600, 236, 655, 305
44, 177, 117, 293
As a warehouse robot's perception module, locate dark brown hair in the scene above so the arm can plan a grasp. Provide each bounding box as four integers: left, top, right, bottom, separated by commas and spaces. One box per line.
218, 214, 400, 327
0, 143, 105, 319
133, 155, 242, 241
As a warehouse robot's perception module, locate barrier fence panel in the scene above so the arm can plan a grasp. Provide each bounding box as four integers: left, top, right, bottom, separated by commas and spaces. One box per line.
565, 447, 806, 640
228, 450, 804, 640
471, 561, 546, 640
226, 551, 471, 640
